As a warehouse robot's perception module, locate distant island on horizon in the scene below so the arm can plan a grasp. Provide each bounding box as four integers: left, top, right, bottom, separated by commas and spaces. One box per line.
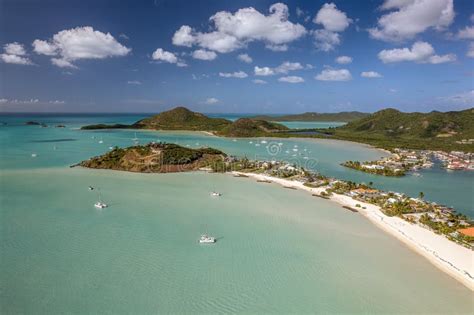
79, 106, 474, 152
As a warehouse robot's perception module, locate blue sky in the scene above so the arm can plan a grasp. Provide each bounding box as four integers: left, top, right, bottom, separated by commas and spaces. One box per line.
0, 0, 473, 113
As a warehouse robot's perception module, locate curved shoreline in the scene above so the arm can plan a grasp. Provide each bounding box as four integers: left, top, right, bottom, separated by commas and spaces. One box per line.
230, 171, 474, 291
80, 127, 392, 157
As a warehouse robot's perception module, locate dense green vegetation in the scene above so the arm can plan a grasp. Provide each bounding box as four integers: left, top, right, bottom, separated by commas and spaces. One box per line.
250, 111, 368, 122
316, 108, 474, 152
79, 142, 226, 172
216, 118, 288, 137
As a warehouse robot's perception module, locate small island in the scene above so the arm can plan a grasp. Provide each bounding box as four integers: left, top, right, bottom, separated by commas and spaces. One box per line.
77, 142, 227, 173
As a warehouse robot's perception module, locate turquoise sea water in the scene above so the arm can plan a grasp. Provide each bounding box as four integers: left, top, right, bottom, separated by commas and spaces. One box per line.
207, 113, 347, 129
1, 114, 473, 314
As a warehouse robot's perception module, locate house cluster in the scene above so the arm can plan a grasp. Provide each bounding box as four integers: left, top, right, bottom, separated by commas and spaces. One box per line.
342, 149, 434, 176
322, 180, 473, 247
433, 151, 474, 171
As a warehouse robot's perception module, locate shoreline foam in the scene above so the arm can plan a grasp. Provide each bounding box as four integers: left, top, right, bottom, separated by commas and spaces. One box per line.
231, 171, 474, 291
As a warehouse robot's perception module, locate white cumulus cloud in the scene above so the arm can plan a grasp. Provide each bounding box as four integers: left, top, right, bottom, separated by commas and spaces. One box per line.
254, 61, 303, 76
369, 0, 454, 42
152, 48, 183, 66
312, 3, 351, 51
254, 66, 275, 76
127, 80, 142, 85
172, 3, 306, 54
315, 68, 352, 81
313, 3, 352, 32
335, 56, 352, 64
219, 71, 248, 78
192, 49, 217, 60
5, 42, 26, 56
237, 53, 252, 63
1, 42, 33, 65
253, 79, 267, 84
378, 41, 456, 64
278, 76, 304, 83
361, 71, 383, 78
32, 26, 131, 68
1, 53, 33, 65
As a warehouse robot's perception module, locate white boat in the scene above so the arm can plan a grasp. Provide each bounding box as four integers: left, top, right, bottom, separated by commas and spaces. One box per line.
261, 140, 267, 144
132, 132, 139, 141
94, 189, 107, 209
199, 234, 216, 244
94, 202, 108, 209
98, 137, 103, 144
31, 153, 37, 157
210, 191, 222, 197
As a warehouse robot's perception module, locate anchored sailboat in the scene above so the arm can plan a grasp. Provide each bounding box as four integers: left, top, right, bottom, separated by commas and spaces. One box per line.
94, 189, 108, 209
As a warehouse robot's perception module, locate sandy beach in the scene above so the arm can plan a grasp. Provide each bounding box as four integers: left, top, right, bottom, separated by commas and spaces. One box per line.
231, 171, 474, 291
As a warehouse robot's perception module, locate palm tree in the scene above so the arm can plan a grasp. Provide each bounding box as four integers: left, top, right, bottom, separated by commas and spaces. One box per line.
419, 191, 425, 200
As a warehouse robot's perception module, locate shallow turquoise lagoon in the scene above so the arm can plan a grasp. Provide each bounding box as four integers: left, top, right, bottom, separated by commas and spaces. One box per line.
1, 168, 472, 314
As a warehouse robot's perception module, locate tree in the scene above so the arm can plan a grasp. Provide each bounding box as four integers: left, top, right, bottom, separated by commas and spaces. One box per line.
419, 191, 424, 200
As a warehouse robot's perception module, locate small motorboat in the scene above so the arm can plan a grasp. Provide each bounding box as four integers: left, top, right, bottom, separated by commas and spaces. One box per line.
94, 202, 108, 209
199, 234, 216, 244
88, 186, 94, 191
31, 153, 37, 157
210, 191, 222, 197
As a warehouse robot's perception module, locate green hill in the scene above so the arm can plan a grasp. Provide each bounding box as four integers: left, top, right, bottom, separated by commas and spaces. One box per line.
251, 111, 368, 122
133, 106, 231, 131
324, 108, 474, 151
217, 118, 289, 137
